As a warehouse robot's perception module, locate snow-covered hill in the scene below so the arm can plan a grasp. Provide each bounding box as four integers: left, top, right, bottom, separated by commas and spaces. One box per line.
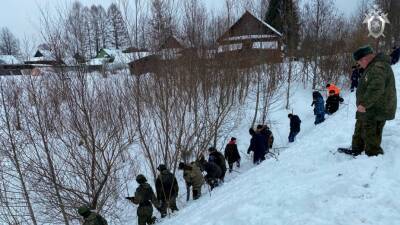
156, 64, 400, 225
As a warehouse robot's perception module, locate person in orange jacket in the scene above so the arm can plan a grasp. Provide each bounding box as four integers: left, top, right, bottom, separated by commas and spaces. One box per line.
326, 83, 340, 96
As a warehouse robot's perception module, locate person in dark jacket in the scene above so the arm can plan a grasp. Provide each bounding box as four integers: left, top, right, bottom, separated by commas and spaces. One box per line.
256, 125, 274, 149
208, 147, 227, 181
350, 65, 361, 92
247, 128, 267, 164
199, 160, 222, 190
325, 90, 344, 114
311, 91, 325, 125
224, 137, 241, 173
349, 46, 397, 156
288, 114, 301, 142
78, 206, 108, 225
155, 165, 179, 218
126, 174, 159, 225
390, 46, 400, 65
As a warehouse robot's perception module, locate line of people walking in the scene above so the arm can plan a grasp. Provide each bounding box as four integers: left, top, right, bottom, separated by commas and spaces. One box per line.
77, 44, 397, 225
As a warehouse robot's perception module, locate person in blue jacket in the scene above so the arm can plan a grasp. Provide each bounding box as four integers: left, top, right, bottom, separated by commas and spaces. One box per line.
311, 91, 325, 125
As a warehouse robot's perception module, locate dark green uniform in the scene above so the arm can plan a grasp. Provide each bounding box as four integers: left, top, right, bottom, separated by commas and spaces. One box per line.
182, 162, 205, 200
130, 183, 159, 225
352, 53, 397, 156
78, 206, 108, 225
155, 169, 179, 218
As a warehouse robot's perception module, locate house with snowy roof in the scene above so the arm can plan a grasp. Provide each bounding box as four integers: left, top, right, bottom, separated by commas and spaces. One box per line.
216, 10, 283, 66
129, 36, 185, 75
25, 44, 63, 65
88, 48, 150, 71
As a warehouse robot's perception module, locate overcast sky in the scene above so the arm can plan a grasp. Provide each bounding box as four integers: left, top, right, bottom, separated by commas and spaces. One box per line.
0, 0, 363, 41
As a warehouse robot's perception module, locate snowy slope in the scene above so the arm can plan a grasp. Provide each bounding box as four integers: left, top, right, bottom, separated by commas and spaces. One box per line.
155, 64, 400, 225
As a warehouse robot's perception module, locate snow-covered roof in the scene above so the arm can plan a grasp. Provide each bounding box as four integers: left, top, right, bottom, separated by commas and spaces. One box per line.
89, 48, 150, 66
0, 55, 21, 64
218, 11, 283, 43
29, 49, 56, 62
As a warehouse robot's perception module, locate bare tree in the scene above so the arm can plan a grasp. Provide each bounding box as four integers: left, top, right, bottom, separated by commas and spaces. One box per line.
0, 27, 20, 56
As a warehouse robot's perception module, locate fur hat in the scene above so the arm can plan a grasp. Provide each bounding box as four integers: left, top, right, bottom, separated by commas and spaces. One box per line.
136, 174, 147, 184
157, 164, 167, 171
78, 206, 91, 218
353, 45, 374, 61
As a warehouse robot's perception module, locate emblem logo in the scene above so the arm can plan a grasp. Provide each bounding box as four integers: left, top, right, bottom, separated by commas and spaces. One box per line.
363, 4, 390, 39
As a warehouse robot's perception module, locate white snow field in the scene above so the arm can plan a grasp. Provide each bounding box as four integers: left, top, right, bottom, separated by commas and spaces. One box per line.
154, 64, 400, 225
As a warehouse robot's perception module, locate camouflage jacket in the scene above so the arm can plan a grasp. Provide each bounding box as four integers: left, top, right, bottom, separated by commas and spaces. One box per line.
356, 53, 397, 121
131, 183, 159, 208
183, 162, 204, 188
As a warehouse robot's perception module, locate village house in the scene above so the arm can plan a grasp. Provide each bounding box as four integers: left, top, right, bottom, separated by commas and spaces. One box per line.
216, 10, 283, 67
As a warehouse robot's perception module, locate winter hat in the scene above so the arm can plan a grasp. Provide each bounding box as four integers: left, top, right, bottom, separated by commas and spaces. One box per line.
136, 174, 147, 184
326, 83, 331, 88
78, 206, 91, 218
157, 164, 167, 171
256, 124, 263, 129
288, 113, 293, 118
353, 45, 374, 61
230, 137, 237, 141
208, 147, 217, 152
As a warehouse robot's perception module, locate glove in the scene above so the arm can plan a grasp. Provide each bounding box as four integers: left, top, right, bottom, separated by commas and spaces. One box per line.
125, 196, 135, 201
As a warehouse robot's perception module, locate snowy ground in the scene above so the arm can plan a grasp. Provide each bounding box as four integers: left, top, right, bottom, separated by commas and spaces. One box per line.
151, 64, 400, 225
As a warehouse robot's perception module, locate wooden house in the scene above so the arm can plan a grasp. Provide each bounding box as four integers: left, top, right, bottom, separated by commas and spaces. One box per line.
129, 36, 184, 75
216, 11, 283, 67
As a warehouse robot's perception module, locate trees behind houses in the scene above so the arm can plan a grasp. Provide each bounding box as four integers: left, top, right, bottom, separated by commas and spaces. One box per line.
0, 27, 20, 56
265, 0, 300, 52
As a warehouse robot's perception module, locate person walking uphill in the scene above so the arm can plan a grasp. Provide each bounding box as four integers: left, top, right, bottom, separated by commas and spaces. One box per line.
325, 90, 344, 115
224, 137, 241, 173
346, 45, 397, 156
155, 164, 179, 218
78, 206, 108, 225
247, 128, 267, 164
208, 147, 227, 181
199, 159, 222, 190
288, 114, 301, 142
126, 174, 159, 225
311, 91, 325, 125
178, 162, 204, 201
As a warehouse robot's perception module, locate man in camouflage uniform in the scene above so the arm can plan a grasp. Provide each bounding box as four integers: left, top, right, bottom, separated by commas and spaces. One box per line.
178, 161, 205, 200
77, 206, 108, 225
349, 45, 397, 156
155, 164, 179, 218
126, 174, 159, 225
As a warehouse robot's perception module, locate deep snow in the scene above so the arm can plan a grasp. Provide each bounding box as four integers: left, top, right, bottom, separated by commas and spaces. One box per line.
150, 64, 400, 225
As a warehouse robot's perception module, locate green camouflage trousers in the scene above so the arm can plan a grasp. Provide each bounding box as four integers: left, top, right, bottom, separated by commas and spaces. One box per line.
137, 205, 155, 225
352, 119, 386, 156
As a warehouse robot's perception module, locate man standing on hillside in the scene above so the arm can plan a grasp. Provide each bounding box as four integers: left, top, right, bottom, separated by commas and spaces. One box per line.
342, 45, 397, 156
288, 113, 301, 142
